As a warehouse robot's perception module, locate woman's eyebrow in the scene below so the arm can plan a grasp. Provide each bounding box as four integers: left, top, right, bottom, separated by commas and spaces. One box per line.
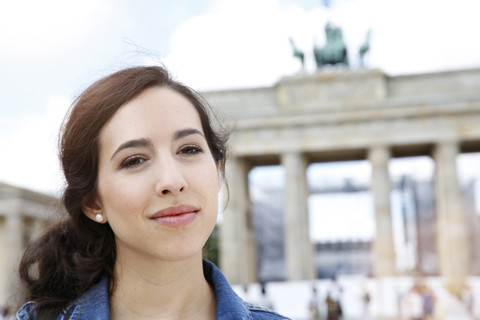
110, 138, 153, 160
109, 129, 204, 160
172, 128, 205, 141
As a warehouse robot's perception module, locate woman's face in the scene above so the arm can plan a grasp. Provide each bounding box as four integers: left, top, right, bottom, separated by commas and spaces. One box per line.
89, 87, 220, 263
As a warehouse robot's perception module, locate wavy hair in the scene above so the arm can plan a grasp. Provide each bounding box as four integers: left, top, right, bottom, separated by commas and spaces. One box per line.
18, 66, 229, 316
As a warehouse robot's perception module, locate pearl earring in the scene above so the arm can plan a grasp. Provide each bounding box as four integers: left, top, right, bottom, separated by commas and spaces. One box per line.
95, 213, 104, 223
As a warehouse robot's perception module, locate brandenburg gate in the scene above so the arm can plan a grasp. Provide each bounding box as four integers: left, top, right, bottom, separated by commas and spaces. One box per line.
203, 68, 480, 284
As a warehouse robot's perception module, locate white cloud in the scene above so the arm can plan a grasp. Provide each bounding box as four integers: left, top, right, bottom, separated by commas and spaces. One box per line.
0, 96, 70, 195
163, 0, 480, 92
163, 0, 314, 90
357, 0, 480, 74
0, 0, 111, 57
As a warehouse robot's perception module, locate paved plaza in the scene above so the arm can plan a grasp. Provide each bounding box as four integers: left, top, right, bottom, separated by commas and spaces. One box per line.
235, 275, 479, 319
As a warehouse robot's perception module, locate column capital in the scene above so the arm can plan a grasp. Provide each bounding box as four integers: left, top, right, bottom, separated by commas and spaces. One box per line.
368, 145, 391, 164
433, 141, 460, 157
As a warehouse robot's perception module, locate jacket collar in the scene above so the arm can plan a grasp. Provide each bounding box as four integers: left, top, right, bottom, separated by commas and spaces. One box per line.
203, 259, 249, 319
71, 259, 249, 319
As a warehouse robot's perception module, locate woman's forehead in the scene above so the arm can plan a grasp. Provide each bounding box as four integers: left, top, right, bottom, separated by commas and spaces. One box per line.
99, 87, 203, 147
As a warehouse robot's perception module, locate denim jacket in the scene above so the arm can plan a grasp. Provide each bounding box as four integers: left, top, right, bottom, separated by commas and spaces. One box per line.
16, 260, 290, 320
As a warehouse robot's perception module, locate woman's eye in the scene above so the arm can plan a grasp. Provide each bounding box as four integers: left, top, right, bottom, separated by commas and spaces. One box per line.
179, 145, 203, 155
120, 156, 146, 169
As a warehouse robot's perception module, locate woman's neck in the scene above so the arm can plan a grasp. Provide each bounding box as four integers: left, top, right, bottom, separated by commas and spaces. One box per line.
109, 254, 216, 320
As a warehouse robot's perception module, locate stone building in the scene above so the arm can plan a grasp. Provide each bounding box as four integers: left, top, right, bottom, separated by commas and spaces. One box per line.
202, 68, 480, 285
0, 183, 59, 309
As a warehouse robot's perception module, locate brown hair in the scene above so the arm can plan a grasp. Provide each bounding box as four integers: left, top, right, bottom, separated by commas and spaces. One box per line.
18, 66, 229, 315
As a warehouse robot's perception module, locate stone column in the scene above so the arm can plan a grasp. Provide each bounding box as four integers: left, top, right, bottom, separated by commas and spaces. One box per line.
281, 152, 315, 280
220, 157, 257, 284
369, 146, 396, 276
434, 142, 470, 280
4, 212, 23, 307
31, 218, 45, 242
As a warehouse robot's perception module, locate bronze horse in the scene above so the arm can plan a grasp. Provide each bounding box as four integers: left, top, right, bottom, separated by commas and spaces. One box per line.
313, 23, 349, 68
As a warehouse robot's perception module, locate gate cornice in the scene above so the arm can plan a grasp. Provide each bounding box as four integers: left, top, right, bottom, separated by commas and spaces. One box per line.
203, 69, 480, 157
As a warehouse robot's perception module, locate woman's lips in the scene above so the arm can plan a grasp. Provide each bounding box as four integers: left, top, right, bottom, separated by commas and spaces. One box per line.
150, 205, 199, 227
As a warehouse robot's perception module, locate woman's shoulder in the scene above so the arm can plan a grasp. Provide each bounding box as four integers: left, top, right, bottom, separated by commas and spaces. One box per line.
15, 301, 75, 320
15, 275, 110, 320
244, 302, 291, 319
15, 301, 36, 320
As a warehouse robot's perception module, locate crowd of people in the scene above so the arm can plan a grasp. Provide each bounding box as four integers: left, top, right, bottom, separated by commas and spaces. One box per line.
399, 278, 477, 320
239, 276, 347, 320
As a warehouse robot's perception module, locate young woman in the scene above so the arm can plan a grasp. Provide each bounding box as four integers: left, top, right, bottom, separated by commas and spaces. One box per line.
16, 66, 289, 320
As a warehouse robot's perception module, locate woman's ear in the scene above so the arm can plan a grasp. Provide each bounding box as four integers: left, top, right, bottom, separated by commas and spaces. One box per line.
82, 193, 107, 224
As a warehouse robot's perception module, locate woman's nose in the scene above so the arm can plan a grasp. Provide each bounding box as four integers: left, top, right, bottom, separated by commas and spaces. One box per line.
154, 157, 187, 196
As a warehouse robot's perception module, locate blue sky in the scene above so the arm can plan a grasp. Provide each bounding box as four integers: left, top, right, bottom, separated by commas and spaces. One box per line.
1, 0, 480, 196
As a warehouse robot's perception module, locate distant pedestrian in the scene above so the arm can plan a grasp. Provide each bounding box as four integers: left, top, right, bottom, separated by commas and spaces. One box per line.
402, 289, 423, 320
361, 287, 371, 319
241, 283, 255, 304
326, 294, 341, 320
460, 283, 474, 315
308, 286, 321, 320
257, 284, 275, 311
326, 275, 343, 319
402, 280, 424, 320
422, 287, 435, 320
